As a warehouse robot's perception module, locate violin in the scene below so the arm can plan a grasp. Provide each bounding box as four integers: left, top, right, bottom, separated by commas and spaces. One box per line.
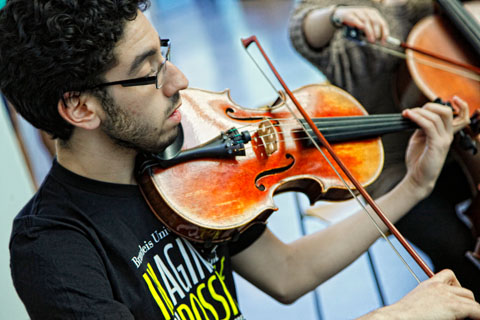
136, 83, 420, 244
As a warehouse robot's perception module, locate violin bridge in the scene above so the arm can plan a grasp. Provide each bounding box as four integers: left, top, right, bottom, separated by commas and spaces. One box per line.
257, 118, 278, 156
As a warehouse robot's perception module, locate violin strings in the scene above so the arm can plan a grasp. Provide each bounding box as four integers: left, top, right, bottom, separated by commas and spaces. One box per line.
368, 42, 480, 81
238, 119, 400, 149
235, 114, 409, 131
236, 114, 411, 144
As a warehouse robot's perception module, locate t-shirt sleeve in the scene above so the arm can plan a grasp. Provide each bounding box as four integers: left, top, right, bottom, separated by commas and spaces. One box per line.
228, 223, 266, 256
10, 222, 134, 320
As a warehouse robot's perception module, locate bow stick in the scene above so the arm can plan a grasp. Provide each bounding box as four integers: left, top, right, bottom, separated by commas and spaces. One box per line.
343, 27, 480, 81
387, 34, 480, 74
241, 35, 435, 279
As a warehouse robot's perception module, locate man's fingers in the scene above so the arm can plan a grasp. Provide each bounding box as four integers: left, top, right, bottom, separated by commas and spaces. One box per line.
422, 103, 453, 134
432, 269, 462, 287
403, 106, 450, 141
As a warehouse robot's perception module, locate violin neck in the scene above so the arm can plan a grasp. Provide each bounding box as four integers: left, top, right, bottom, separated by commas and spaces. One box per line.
300, 114, 416, 144
436, 0, 480, 56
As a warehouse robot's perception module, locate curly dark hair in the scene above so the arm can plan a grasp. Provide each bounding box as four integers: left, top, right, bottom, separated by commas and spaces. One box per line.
0, 0, 150, 140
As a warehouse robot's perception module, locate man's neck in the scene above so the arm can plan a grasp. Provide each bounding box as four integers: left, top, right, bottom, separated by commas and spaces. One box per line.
56, 130, 138, 185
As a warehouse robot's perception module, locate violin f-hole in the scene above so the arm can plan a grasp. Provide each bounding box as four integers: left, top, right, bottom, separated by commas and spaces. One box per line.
225, 107, 265, 121
254, 153, 295, 191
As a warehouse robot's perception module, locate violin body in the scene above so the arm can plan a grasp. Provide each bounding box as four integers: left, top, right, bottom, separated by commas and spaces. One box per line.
137, 84, 383, 243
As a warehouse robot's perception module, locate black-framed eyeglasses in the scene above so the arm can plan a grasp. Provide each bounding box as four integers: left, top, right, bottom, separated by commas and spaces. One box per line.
92, 38, 171, 90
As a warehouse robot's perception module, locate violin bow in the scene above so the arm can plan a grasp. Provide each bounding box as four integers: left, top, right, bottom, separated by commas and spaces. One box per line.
241, 35, 435, 280
387, 35, 480, 74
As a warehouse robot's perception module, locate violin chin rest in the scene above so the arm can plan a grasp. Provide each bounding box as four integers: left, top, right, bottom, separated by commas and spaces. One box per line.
156, 123, 184, 160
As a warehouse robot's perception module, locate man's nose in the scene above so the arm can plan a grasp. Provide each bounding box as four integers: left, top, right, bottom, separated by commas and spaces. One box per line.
162, 62, 189, 97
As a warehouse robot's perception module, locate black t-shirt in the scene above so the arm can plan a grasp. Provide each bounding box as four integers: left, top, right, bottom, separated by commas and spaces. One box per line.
10, 160, 265, 319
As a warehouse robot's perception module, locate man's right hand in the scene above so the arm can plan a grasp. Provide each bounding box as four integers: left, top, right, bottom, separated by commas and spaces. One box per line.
368, 269, 480, 319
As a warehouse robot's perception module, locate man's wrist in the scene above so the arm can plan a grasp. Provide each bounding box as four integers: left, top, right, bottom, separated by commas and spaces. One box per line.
399, 173, 434, 204
358, 305, 400, 320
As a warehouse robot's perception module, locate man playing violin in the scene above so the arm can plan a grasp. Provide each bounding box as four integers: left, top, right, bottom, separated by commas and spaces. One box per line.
290, 0, 480, 299
1, 0, 480, 319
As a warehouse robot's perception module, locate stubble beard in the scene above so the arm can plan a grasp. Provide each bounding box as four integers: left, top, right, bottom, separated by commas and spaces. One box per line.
98, 90, 180, 154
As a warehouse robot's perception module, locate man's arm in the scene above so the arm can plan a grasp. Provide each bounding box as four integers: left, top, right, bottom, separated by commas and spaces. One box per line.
231, 170, 431, 303
232, 102, 480, 318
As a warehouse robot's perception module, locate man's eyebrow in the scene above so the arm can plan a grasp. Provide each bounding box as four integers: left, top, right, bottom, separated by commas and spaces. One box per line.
128, 48, 157, 76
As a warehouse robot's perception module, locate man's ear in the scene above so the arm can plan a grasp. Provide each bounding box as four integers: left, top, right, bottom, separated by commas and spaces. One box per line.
58, 92, 101, 130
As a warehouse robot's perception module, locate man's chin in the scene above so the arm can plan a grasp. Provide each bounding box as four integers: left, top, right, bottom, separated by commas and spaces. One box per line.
141, 126, 182, 156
